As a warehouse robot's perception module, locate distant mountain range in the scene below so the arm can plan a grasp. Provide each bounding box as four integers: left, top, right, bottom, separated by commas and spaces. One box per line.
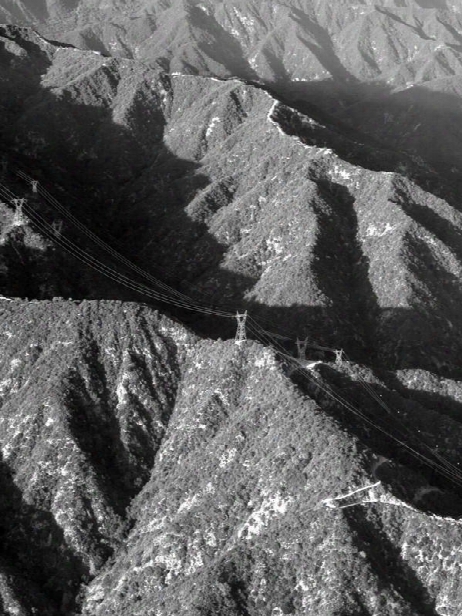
3, 0, 462, 178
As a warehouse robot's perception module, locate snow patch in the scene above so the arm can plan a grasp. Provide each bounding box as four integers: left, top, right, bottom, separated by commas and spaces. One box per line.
178, 494, 199, 513
266, 236, 284, 256
205, 530, 217, 547
303, 360, 323, 371
154, 550, 182, 582
116, 372, 131, 405
233, 8, 255, 30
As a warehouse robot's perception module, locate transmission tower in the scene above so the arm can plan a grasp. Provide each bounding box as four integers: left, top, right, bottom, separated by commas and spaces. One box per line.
235, 311, 248, 345
31, 180, 39, 193
286, 337, 309, 375
335, 349, 344, 366
296, 337, 309, 361
12, 198, 26, 226
52, 220, 63, 236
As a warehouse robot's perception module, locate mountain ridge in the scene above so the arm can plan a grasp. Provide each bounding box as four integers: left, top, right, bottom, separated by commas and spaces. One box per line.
3, 0, 461, 190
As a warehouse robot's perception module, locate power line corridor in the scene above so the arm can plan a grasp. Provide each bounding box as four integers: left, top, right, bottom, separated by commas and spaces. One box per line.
1, 167, 462, 492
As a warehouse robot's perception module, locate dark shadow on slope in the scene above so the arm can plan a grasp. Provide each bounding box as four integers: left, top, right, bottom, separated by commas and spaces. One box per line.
269, 77, 462, 212
375, 6, 436, 41
354, 381, 462, 513
187, 4, 259, 82
0, 30, 271, 345
6, 6, 462, 208
310, 178, 380, 364
398, 232, 462, 365
436, 14, 462, 47
16, 0, 49, 21
0, 221, 89, 299
344, 509, 440, 616
290, 7, 358, 83
62, 350, 141, 515
392, 186, 462, 263
73, 29, 114, 56
264, 84, 462, 213
0, 452, 89, 614
41, 36, 80, 50
0, 24, 54, 128
0, 24, 50, 63
375, 305, 462, 378
339, 82, 462, 186
62, 321, 180, 514
292, 363, 462, 518
383, 372, 462, 427
0, 556, 59, 616
4, 191, 462, 379
0, 36, 261, 323
257, 46, 292, 84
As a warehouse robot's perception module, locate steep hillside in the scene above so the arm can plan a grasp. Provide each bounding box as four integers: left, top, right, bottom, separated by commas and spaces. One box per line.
79, 344, 462, 616
1, 299, 462, 615
2, 25, 462, 374
0, 299, 196, 614
3, 0, 462, 179
3, 0, 462, 86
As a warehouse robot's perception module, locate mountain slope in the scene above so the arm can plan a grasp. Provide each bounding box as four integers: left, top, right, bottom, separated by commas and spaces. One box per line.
0, 298, 196, 613
1, 299, 462, 615
79, 342, 462, 616
2, 25, 462, 374
4, 0, 462, 181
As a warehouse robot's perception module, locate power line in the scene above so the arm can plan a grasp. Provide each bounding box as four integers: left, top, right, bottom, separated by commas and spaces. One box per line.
4, 170, 462, 488
0, 183, 233, 318
15, 169, 329, 342
246, 319, 462, 488
15, 170, 231, 314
